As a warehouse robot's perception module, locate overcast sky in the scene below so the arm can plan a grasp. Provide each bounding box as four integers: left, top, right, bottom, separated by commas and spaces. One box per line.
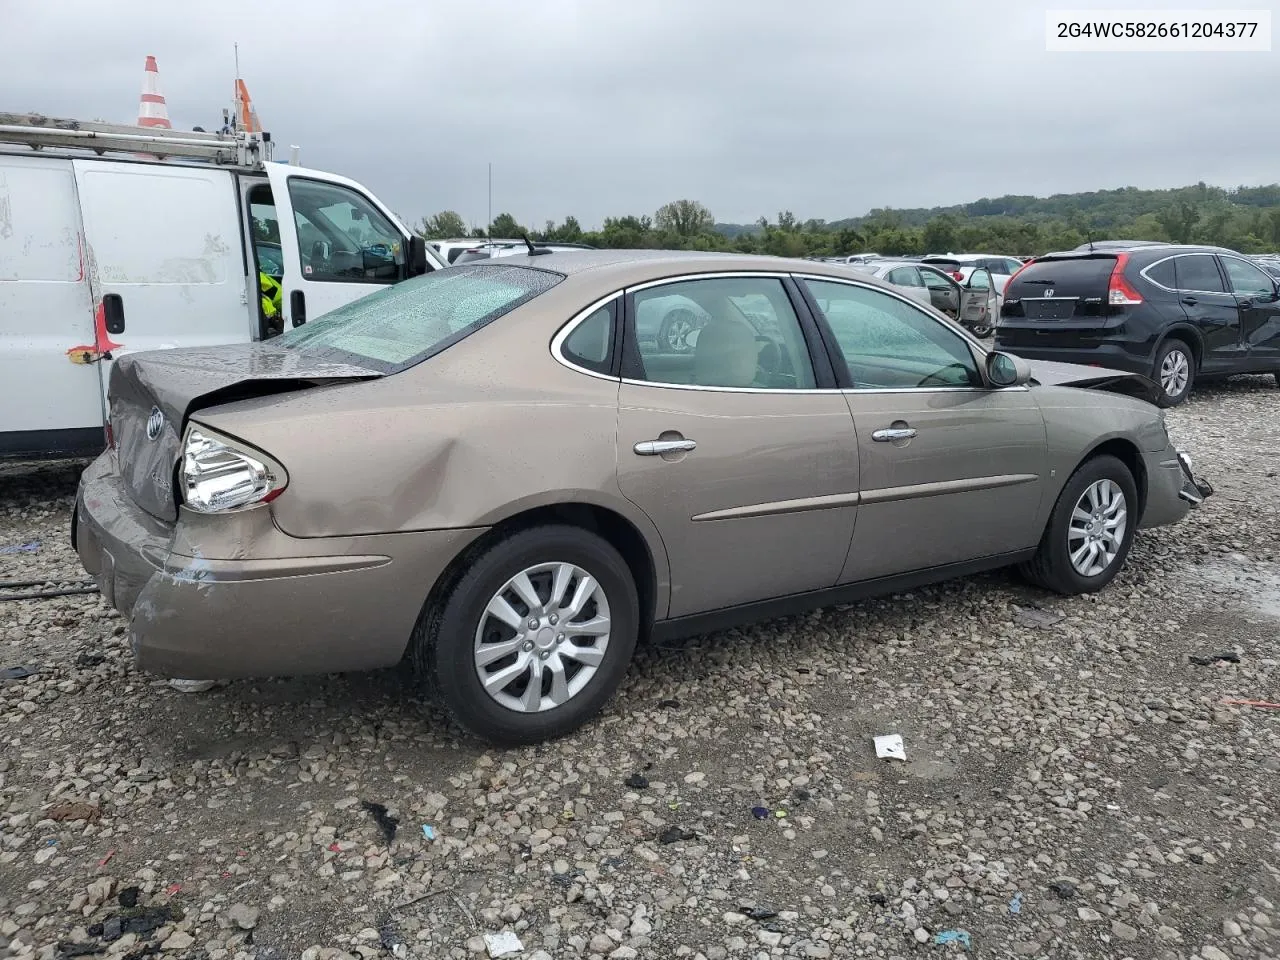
5, 0, 1278, 230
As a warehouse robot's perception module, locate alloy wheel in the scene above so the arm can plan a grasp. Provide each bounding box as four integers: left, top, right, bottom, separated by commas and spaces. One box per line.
1160, 348, 1190, 399
659, 309, 700, 353
1067, 479, 1128, 577
473, 562, 612, 713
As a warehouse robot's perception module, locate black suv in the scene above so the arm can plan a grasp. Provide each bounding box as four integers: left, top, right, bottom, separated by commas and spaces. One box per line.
994, 243, 1280, 406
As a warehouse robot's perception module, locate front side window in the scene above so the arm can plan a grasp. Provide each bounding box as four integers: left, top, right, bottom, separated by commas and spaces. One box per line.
277, 264, 562, 373
630, 277, 816, 389
287, 178, 405, 283
919, 268, 953, 290
1221, 257, 1275, 297
1173, 254, 1225, 293
804, 279, 981, 389
887, 267, 923, 287
968, 269, 992, 291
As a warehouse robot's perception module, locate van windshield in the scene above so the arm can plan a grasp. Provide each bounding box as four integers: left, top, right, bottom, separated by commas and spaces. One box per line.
276, 264, 564, 373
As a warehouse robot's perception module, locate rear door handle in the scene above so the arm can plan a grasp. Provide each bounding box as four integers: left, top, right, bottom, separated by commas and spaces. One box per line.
1181, 296, 1198, 305
1238, 298, 1254, 309
290, 290, 306, 327
103, 293, 125, 334
634, 438, 697, 456
872, 428, 917, 442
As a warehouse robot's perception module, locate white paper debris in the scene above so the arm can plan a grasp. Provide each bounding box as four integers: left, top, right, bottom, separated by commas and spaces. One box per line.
874, 734, 906, 761
484, 931, 524, 958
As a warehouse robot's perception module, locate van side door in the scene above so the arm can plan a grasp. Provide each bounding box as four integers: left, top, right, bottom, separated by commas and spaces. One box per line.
71, 160, 250, 408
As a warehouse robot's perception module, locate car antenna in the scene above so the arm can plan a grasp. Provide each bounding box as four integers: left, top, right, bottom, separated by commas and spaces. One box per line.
1086, 228, 1095, 252
522, 233, 552, 256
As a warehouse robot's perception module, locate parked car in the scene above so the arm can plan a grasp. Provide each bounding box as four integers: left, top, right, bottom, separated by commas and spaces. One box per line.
921, 254, 1024, 295
74, 251, 1211, 744
995, 242, 1280, 406
1253, 256, 1280, 280
0, 111, 442, 461
431, 239, 525, 263
851, 259, 999, 336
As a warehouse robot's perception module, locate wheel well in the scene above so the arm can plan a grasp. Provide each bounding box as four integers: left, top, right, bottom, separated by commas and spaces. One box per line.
1161, 329, 1201, 371
417, 503, 659, 647
1083, 438, 1147, 522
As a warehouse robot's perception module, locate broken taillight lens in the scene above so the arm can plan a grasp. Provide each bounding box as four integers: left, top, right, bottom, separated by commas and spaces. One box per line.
180, 426, 286, 514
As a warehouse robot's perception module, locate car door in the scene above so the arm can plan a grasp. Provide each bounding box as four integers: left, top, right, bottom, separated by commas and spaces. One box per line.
885, 266, 933, 309
265, 164, 414, 330
958, 268, 997, 327
72, 160, 250, 410
798, 276, 1046, 582
615, 273, 860, 618
919, 266, 960, 317
1220, 255, 1280, 369
1167, 253, 1242, 372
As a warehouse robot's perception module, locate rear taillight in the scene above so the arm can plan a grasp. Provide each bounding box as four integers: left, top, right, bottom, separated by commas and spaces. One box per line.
180, 426, 286, 514
1108, 253, 1143, 305
951, 271, 964, 281
1003, 259, 1033, 293
104, 422, 115, 450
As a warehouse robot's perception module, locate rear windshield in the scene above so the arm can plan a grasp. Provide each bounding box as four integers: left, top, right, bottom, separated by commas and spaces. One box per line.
277, 264, 563, 373
1007, 256, 1115, 297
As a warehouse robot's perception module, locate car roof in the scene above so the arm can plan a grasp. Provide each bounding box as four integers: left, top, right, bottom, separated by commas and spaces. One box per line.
482, 249, 911, 296
1044, 242, 1238, 259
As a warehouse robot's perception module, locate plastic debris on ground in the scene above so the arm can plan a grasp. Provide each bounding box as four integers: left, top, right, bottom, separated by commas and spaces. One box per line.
168, 679, 220, 693
1221, 698, 1280, 709
751, 806, 770, 820
740, 906, 778, 921
1013, 606, 1063, 629
1048, 879, 1076, 899
378, 913, 408, 958
873, 734, 906, 761
117, 887, 140, 909
0, 540, 40, 554
483, 931, 524, 958
361, 800, 399, 845
421, 823, 436, 841
624, 772, 649, 789
934, 929, 972, 949
658, 826, 695, 844
1009, 892, 1023, 914
0, 664, 39, 680
1189, 649, 1240, 665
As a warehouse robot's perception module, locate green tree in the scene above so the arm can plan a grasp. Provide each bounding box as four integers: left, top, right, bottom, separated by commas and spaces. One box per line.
922, 213, 959, 254
1157, 201, 1199, 244
416, 210, 468, 239
489, 212, 526, 239
655, 200, 714, 238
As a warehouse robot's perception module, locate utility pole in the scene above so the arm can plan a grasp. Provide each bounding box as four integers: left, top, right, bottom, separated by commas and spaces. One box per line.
487, 162, 493, 239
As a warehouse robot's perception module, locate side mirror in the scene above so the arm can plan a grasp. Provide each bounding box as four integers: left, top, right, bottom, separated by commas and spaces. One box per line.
986, 351, 1032, 387
407, 236, 429, 276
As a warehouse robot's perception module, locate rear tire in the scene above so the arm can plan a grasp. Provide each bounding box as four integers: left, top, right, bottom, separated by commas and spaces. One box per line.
412, 525, 639, 745
1019, 454, 1138, 596
1154, 339, 1194, 407
970, 322, 993, 338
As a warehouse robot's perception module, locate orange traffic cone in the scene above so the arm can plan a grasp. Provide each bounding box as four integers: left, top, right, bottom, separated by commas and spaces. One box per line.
137, 55, 171, 128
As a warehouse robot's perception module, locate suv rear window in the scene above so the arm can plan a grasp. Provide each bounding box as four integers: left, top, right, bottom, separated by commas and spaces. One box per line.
1006, 256, 1115, 298
278, 264, 563, 372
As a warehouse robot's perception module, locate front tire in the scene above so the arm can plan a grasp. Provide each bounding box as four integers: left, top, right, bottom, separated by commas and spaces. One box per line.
1154, 339, 1194, 407
1019, 454, 1138, 595
413, 525, 639, 745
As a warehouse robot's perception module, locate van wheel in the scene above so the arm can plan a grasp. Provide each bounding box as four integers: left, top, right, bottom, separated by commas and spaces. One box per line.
412, 525, 638, 745
1019, 454, 1138, 596
1154, 339, 1194, 407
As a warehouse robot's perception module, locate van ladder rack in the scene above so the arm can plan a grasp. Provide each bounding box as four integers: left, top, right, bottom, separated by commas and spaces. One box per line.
0, 112, 273, 167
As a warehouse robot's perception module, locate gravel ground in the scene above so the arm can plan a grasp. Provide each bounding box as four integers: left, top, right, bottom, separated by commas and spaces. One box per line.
2, 378, 1278, 960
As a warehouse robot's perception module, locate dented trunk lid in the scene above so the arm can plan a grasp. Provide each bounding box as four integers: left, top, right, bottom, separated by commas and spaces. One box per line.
109, 344, 380, 521
1028, 358, 1159, 404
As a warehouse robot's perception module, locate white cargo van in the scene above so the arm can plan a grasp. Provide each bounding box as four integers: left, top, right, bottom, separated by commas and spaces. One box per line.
0, 112, 444, 459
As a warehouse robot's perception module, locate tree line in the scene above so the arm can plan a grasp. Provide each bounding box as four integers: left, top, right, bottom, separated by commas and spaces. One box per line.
415, 183, 1280, 257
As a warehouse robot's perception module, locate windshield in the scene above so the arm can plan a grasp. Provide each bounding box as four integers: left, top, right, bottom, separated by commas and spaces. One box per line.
276, 264, 563, 373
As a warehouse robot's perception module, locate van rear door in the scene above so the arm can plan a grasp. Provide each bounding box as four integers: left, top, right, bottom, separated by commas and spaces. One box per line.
0, 155, 103, 457
72, 160, 251, 410
264, 164, 429, 330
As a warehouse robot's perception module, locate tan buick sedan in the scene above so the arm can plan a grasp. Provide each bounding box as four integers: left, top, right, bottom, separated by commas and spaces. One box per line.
75, 251, 1212, 743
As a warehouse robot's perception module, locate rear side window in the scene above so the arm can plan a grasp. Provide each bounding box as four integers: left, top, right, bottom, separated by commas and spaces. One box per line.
561, 302, 616, 375
1144, 258, 1177, 288
1173, 254, 1225, 293
1006, 257, 1115, 297
278, 264, 562, 372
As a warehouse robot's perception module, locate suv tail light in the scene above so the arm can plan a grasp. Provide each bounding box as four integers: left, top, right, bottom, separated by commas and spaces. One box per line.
180, 426, 287, 513
1108, 253, 1143, 305
1004, 259, 1033, 292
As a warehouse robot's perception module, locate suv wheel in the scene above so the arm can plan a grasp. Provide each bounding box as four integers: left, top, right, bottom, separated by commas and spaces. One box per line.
1019, 454, 1138, 595
1154, 339, 1194, 407
412, 525, 639, 745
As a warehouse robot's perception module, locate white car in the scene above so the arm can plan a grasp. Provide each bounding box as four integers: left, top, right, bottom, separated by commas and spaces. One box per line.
920, 254, 1024, 296
850, 260, 998, 337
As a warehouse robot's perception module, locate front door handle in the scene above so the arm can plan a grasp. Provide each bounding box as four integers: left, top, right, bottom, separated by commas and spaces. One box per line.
1238, 298, 1254, 309
634, 438, 697, 456
872, 427, 917, 442
290, 290, 306, 327
1181, 296, 1198, 305
103, 293, 125, 334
